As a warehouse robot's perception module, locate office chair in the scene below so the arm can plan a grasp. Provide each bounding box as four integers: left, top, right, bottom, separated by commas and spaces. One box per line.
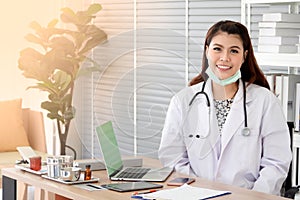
283, 122, 296, 198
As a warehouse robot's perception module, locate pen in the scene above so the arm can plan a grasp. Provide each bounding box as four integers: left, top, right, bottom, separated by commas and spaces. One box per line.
131, 195, 155, 200
86, 184, 103, 190
132, 189, 158, 195
131, 195, 144, 199
131, 189, 158, 200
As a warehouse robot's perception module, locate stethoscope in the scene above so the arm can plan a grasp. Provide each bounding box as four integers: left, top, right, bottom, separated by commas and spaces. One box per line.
188, 80, 251, 137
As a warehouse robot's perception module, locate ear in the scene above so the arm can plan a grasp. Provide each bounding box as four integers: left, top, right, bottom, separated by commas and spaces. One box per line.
244, 50, 248, 61
205, 45, 209, 57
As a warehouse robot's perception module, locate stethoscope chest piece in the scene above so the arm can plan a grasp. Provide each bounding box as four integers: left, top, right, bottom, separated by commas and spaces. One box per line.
241, 127, 251, 136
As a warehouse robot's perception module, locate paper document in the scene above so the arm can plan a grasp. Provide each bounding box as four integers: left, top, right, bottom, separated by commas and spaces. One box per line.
141, 184, 231, 200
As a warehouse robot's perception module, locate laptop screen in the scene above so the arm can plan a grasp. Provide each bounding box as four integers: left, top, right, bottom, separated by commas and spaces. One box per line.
96, 121, 123, 177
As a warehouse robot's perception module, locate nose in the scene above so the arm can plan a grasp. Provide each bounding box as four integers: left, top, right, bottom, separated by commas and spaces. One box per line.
220, 52, 229, 62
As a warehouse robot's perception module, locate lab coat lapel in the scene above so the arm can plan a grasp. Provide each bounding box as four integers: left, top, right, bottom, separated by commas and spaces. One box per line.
203, 80, 220, 154
220, 80, 251, 153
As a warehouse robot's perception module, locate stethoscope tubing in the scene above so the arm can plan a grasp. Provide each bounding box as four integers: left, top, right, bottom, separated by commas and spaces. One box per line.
189, 81, 210, 107
189, 80, 249, 136
242, 80, 248, 128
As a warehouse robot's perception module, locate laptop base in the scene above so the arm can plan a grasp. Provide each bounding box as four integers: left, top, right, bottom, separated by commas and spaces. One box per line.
74, 157, 143, 171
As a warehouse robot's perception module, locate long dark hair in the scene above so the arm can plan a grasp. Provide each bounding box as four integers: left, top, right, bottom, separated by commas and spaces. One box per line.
189, 20, 270, 90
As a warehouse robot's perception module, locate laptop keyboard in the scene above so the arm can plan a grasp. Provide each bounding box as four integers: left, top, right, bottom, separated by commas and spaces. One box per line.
116, 167, 151, 179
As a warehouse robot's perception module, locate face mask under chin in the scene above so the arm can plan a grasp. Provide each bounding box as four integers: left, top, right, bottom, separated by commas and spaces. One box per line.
205, 67, 241, 86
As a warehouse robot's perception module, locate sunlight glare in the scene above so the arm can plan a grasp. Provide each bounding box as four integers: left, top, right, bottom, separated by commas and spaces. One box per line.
0, 0, 62, 105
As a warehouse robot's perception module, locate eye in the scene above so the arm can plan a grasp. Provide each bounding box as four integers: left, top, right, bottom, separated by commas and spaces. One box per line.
212, 47, 221, 51
230, 49, 239, 54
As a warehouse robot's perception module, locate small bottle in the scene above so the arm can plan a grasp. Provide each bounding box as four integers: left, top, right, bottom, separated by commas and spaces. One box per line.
84, 164, 92, 180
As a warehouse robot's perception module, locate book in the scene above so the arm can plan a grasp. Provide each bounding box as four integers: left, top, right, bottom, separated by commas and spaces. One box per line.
262, 13, 300, 22
259, 28, 300, 37
295, 83, 300, 132
282, 76, 289, 119
275, 75, 283, 104
258, 44, 297, 53
258, 36, 298, 45
285, 75, 300, 122
265, 74, 275, 94
265, 74, 300, 126
259, 22, 300, 29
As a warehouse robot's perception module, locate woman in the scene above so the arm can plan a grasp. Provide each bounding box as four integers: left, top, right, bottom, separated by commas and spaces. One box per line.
158, 20, 292, 195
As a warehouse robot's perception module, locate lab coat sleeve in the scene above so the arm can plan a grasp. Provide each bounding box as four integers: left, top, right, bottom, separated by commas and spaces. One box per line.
158, 95, 196, 176
252, 95, 292, 195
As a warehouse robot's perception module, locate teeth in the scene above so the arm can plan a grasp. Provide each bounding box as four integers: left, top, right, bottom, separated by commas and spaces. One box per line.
217, 65, 230, 69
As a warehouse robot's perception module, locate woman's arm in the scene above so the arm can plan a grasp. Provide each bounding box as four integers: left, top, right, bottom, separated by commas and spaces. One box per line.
158, 95, 196, 176
252, 94, 292, 195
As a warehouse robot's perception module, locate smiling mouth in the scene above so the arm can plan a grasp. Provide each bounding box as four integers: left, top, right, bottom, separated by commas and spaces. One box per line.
217, 65, 231, 70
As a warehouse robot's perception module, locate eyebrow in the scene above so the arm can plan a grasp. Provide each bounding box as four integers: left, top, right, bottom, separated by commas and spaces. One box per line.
213, 43, 242, 49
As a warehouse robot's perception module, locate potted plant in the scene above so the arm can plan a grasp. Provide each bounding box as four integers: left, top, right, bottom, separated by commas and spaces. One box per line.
18, 3, 107, 156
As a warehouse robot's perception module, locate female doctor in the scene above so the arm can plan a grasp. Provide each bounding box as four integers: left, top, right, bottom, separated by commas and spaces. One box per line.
158, 20, 292, 195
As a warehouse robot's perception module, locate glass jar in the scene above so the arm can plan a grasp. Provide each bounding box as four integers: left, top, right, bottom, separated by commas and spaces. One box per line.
84, 164, 92, 180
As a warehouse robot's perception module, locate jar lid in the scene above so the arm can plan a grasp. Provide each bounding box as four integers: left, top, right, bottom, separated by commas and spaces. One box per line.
46, 156, 63, 164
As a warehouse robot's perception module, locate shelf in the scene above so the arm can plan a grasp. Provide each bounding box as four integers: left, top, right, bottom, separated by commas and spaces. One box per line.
244, 0, 300, 187
241, 0, 300, 28
242, 0, 300, 69
255, 53, 300, 67
243, 0, 300, 3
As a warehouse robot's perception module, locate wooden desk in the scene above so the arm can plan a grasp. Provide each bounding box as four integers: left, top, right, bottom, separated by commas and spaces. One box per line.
2, 157, 289, 200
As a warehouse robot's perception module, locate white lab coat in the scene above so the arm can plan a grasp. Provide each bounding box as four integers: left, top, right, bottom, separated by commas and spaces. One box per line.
158, 79, 292, 195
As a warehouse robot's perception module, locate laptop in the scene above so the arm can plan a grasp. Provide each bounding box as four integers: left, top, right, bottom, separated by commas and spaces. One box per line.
96, 121, 173, 182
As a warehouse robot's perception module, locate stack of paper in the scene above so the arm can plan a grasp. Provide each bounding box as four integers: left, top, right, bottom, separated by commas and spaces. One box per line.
258, 13, 300, 53
295, 83, 300, 132
297, 35, 300, 53
138, 184, 231, 200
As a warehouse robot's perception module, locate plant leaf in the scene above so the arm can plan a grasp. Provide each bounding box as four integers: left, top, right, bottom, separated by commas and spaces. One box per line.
52, 70, 72, 92
87, 3, 102, 15
60, 7, 77, 24
29, 21, 42, 31
49, 36, 75, 55
47, 19, 59, 28
25, 33, 42, 45
78, 26, 107, 54
18, 48, 53, 81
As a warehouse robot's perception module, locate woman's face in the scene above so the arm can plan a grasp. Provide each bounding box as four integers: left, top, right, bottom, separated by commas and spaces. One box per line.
206, 31, 247, 80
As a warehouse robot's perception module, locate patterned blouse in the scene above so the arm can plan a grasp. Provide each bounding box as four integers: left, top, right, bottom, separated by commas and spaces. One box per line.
214, 98, 234, 133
